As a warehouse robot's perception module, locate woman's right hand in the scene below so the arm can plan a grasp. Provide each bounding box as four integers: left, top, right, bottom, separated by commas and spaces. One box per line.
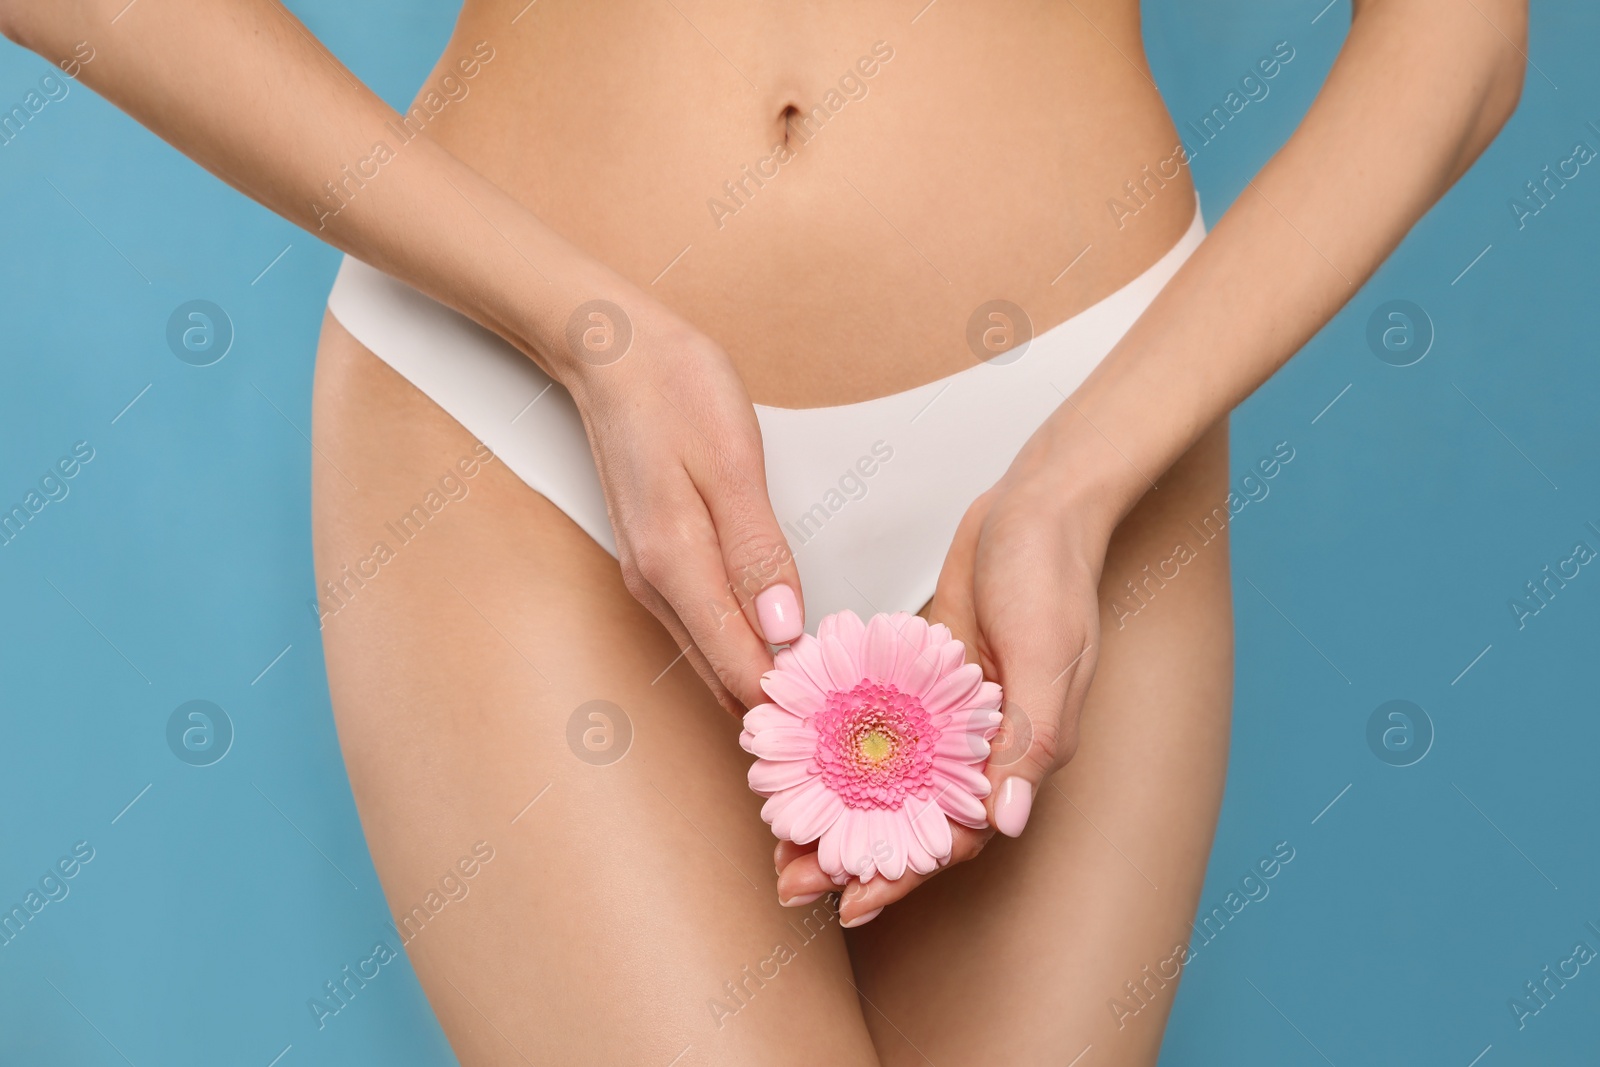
556, 299, 806, 714
0, 1, 802, 714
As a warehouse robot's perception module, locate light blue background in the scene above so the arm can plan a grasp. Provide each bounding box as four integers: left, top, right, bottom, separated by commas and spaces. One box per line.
1, 2, 1595, 1064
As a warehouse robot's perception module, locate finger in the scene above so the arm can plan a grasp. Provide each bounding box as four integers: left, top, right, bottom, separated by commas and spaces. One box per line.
924, 493, 988, 654
626, 499, 778, 709
774, 837, 815, 876
774, 851, 835, 908
623, 564, 745, 715
833, 824, 991, 925
984, 624, 1097, 839
773, 822, 991, 920
680, 638, 747, 717
696, 437, 806, 647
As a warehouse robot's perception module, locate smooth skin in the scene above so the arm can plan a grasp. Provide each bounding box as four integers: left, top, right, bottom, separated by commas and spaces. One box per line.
311, 313, 1232, 1064
2, 0, 1525, 1063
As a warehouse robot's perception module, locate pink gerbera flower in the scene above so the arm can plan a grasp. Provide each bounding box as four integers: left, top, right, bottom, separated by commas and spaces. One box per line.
741, 610, 1003, 884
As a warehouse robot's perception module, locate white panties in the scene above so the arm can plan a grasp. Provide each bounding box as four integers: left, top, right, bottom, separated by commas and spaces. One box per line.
326, 200, 1205, 633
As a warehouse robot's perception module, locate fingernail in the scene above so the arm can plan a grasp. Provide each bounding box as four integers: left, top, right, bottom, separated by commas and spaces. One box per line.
780, 891, 825, 908
994, 777, 1034, 838
840, 906, 883, 928
755, 584, 803, 644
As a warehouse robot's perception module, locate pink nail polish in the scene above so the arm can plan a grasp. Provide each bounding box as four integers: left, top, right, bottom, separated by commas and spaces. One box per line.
841, 906, 883, 929
994, 777, 1034, 837
755, 584, 803, 644
780, 891, 825, 908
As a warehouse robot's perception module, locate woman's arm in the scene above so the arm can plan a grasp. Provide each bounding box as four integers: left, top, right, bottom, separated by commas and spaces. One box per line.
993, 0, 1526, 830
1, 0, 598, 374
973, 0, 1529, 785
1, 0, 809, 710
784, 0, 1527, 924
1036, 0, 1528, 533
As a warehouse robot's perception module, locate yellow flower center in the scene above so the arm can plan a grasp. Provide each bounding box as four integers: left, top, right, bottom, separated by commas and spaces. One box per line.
857, 729, 895, 764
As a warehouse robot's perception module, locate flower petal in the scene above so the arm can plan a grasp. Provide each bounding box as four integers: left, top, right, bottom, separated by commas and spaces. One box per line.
862, 612, 898, 684
924, 662, 984, 716
825, 607, 864, 643
967, 680, 1003, 711
778, 637, 834, 697
817, 819, 846, 880
888, 615, 929, 680
898, 644, 940, 699
820, 634, 862, 692
934, 772, 990, 827
748, 727, 819, 761
888, 611, 920, 638
837, 609, 867, 645
770, 777, 832, 841
789, 788, 846, 846
906, 835, 940, 875
761, 781, 803, 827
840, 808, 874, 878
934, 728, 990, 764
870, 807, 908, 881
941, 707, 1005, 741
817, 612, 841, 642
928, 641, 968, 692
739, 730, 756, 754
925, 621, 954, 649
743, 703, 804, 734
748, 758, 816, 795
907, 793, 954, 863
934, 758, 992, 798
760, 669, 826, 718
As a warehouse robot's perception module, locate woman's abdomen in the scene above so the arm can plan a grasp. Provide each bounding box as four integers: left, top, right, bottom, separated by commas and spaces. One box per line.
417, 0, 1193, 406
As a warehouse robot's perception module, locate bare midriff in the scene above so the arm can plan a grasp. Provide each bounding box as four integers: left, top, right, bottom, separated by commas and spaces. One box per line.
415, 0, 1194, 407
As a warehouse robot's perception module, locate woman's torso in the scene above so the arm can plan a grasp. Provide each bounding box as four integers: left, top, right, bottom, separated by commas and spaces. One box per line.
412, 0, 1193, 407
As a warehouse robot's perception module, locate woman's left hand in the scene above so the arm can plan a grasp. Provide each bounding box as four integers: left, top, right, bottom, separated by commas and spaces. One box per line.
774, 444, 1116, 925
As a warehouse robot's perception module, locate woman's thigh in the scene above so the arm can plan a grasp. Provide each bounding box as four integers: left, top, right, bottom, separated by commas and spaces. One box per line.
309, 316, 880, 1066
846, 423, 1234, 1067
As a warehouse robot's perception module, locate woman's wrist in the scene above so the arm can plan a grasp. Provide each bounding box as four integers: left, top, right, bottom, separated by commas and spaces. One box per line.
1009, 401, 1155, 548
351, 138, 672, 403
477, 240, 670, 405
